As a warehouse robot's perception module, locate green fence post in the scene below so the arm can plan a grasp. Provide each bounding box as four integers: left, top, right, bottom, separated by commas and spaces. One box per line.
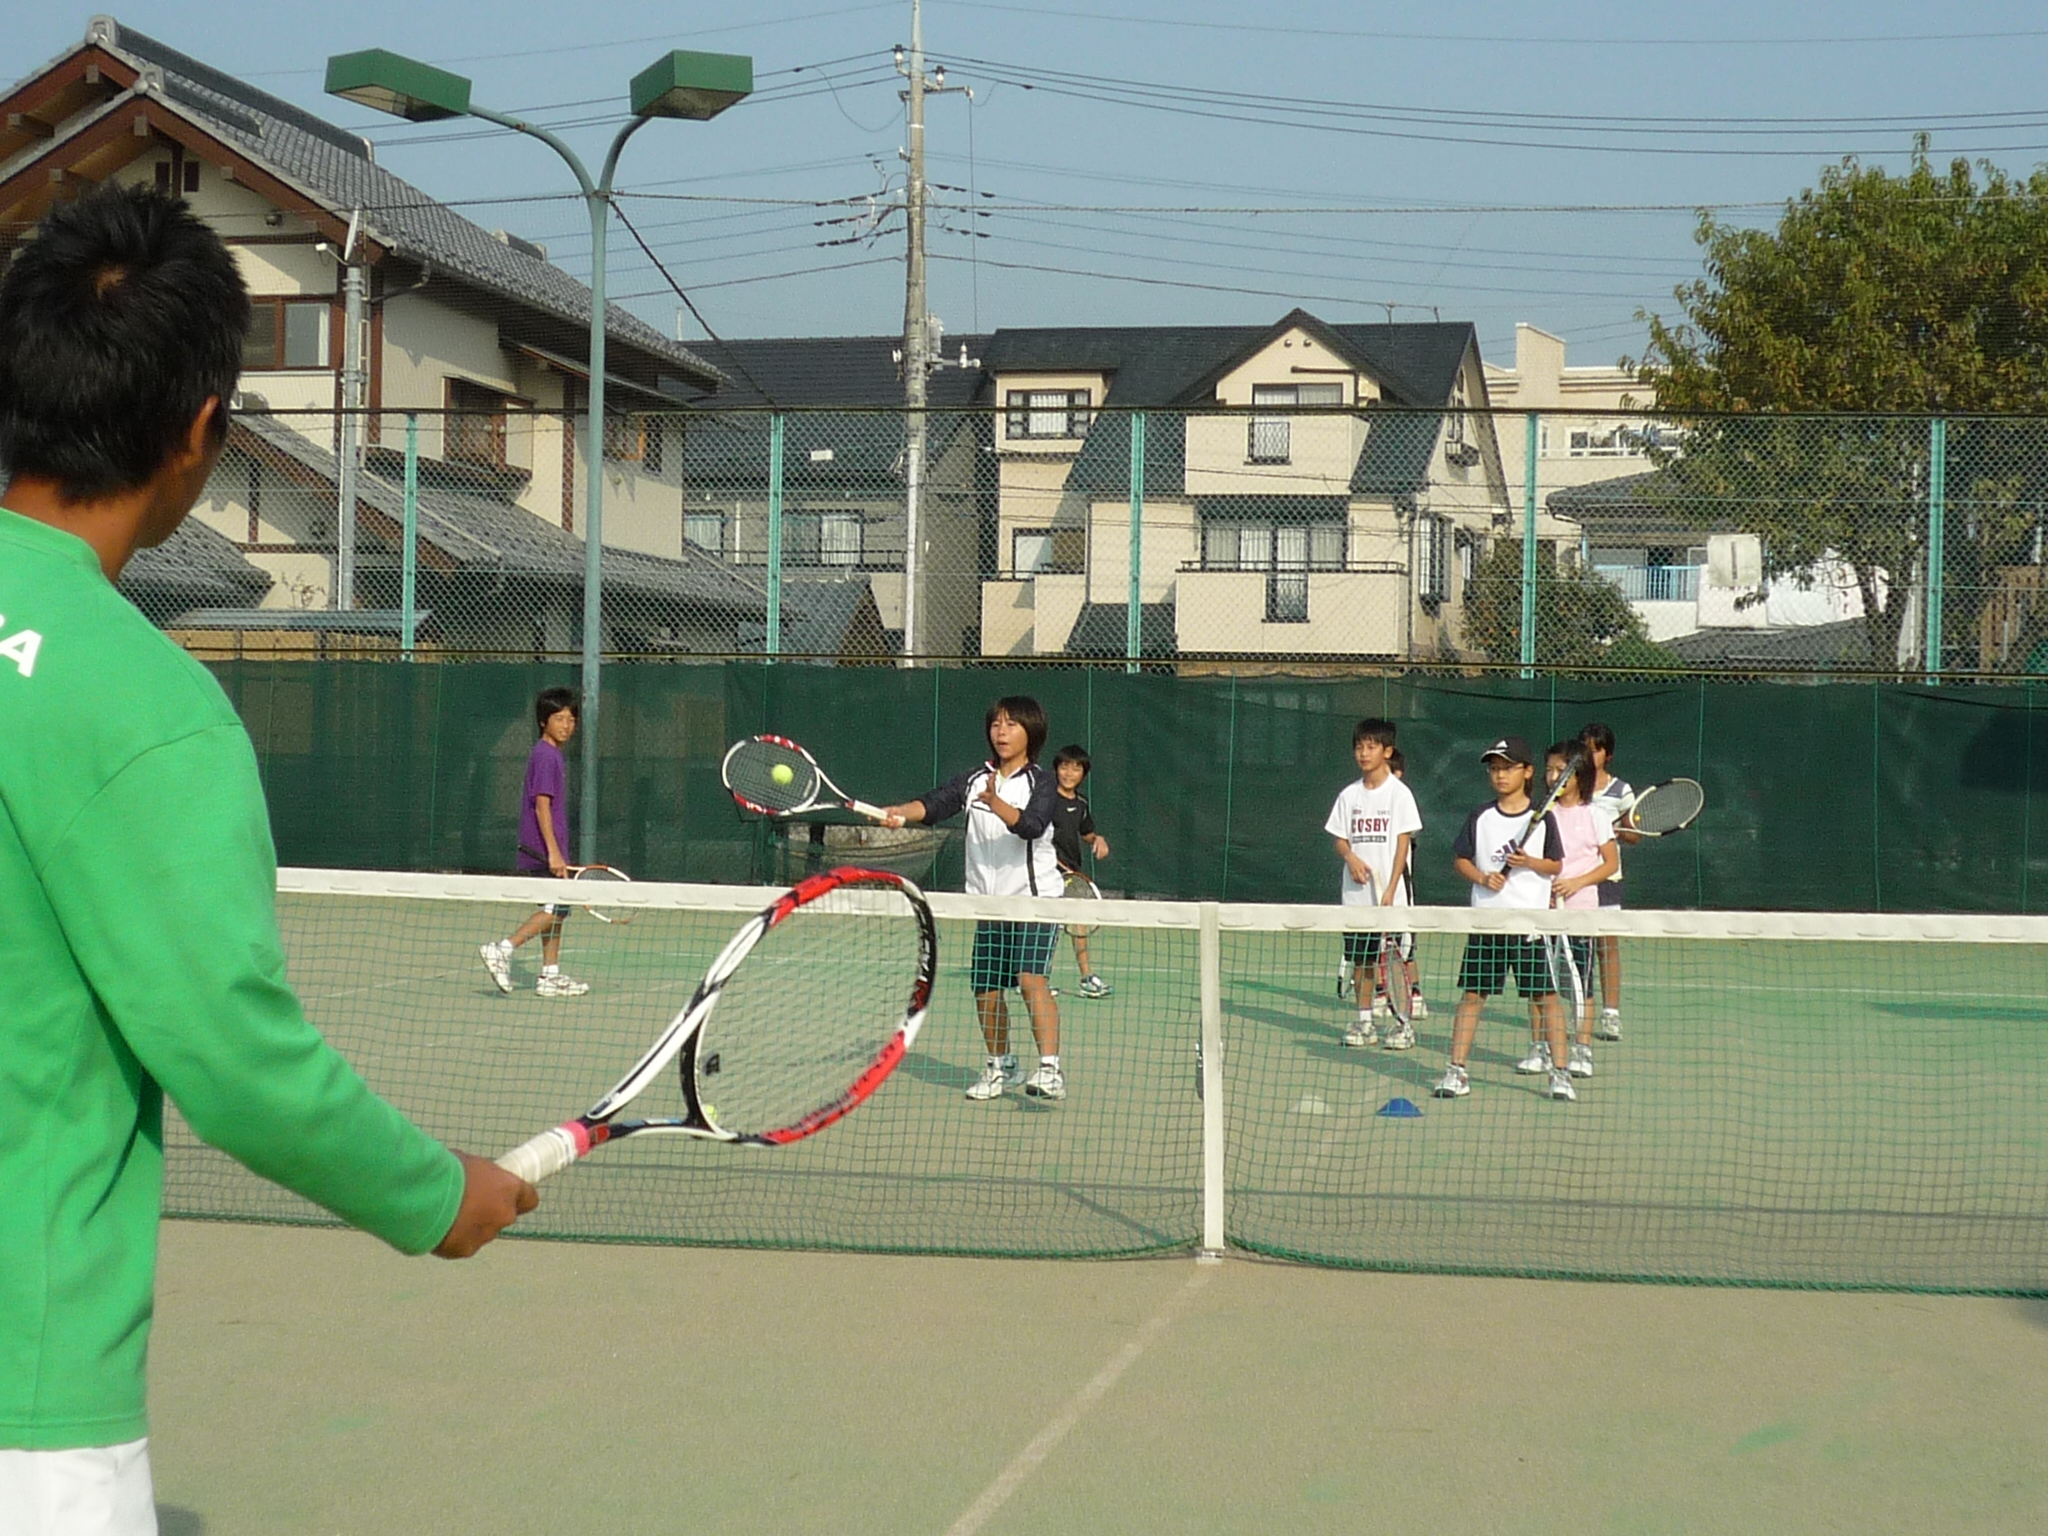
1127, 411, 1146, 674
401, 412, 418, 660
766, 413, 784, 661
1925, 416, 1946, 684
1521, 412, 1539, 678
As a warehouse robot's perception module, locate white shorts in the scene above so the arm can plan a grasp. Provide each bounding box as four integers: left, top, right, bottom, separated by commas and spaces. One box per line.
0, 1439, 156, 1536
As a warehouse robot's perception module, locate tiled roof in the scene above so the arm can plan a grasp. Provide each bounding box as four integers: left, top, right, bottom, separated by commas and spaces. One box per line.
685, 335, 990, 409
1062, 602, 1177, 660
60, 19, 718, 389
735, 572, 892, 660
119, 514, 273, 616
235, 413, 771, 614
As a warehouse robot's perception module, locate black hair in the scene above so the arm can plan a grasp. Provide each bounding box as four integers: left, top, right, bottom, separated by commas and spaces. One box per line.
1578, 721, 1617, 758
986, 695, 1048, 762
1052, 743, 1092, 777
1388, 746, 1406, 775
0, 184, 249, 501
1546, 740, 1596, 803
1353, 717, 1397, 749
535, 687, 580, 733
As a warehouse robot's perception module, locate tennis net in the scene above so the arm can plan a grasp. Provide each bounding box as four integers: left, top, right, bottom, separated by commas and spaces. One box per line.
159, 869, 2048, 1293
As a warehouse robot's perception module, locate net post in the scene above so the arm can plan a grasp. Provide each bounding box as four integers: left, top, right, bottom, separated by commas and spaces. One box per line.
1197, 899, 1225, 1262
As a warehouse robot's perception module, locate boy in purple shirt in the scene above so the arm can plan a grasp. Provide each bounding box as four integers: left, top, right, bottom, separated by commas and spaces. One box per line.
479, 688, 589, 998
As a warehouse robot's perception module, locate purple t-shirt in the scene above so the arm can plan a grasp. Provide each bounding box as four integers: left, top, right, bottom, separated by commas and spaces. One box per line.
516, 738, 569, 870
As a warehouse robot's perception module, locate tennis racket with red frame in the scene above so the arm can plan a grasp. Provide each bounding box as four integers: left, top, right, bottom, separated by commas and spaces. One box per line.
722, 735, 889, 821
495, 867, 936, 1181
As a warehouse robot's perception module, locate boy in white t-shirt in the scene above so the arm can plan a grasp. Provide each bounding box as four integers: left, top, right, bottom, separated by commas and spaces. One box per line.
1432, 736, 1573, 1103
1323, 718, 1423, 1050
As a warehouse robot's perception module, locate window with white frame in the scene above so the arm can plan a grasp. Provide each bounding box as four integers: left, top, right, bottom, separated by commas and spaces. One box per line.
1248, 382, 1342, 464
785, 510, 864, 567
1446, 373, 1469, 445
684, 510, 724, 555
1005, 389, 1092, 440
1567, 423, 1637, 458
1201, 513, 1345, 622
1414, 514, 1452, 605
1455, 529, 1480, 591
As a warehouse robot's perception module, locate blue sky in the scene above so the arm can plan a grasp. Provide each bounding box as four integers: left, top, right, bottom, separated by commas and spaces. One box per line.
14, 3, 2048, 367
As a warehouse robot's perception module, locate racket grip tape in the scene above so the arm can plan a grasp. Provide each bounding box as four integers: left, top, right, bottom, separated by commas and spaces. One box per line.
495, 1121, 593, 1184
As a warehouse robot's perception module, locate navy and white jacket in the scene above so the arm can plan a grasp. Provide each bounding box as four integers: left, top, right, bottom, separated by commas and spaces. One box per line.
919, 761, 1062, 897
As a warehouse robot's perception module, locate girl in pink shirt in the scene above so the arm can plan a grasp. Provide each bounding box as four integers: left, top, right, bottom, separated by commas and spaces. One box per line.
1545, 743, 1619, 1079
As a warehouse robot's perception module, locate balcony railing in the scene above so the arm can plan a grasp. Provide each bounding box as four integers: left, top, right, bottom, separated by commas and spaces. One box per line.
1595, 563, 1702, 603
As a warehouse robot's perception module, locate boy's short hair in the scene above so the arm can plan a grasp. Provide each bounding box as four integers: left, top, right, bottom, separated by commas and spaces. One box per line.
1353, 717, 1397, 749
535, 687, 580, 733
1578, 721, 1617, 757
1388, 746, 1406, 775
1546, 740, 1596, 803
1052, 743, 1092, 777
987, 695, 1049, 762
0, 184, 249, 501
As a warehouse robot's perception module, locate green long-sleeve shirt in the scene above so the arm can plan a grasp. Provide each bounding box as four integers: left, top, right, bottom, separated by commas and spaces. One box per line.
0, 508, 464, 1450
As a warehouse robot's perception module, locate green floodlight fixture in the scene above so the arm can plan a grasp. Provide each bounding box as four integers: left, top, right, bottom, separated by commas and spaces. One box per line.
323, 49, 472, 122
628, 50, 753, 120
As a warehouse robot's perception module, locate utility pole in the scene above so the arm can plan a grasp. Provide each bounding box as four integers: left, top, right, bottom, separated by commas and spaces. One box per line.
896, 7, 930, 665
894, 4, 967, 665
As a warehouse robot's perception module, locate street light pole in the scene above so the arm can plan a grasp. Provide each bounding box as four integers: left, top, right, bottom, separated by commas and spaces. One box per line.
326, 48, 750, 862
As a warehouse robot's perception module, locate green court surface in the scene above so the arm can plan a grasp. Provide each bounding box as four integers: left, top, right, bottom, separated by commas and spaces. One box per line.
150, 1221, 2048, 1536
165, 891, 2048, 1292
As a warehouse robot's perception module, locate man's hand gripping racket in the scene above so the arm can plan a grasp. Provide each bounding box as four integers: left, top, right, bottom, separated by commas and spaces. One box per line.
495, 867, 936, 1183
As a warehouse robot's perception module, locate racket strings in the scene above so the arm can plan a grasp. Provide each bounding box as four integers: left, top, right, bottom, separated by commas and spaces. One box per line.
725, 740, 822, 814
1632, 779, 1705, 835
693, 890, 923, 1134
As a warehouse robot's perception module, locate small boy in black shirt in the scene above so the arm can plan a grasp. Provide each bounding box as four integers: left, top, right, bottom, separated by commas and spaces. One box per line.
1050, 744, 1113, 999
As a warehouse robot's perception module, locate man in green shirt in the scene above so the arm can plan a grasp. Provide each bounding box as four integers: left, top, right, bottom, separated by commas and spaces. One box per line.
0, 185, 537, 1532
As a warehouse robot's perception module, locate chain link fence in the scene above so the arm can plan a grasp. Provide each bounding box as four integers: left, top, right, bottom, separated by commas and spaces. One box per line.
124, 405, 2048, 683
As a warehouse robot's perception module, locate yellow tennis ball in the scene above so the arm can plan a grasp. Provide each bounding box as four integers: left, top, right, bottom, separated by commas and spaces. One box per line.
771, 763, 795, 785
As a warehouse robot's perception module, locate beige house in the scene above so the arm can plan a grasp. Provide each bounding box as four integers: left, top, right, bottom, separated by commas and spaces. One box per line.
0, 17, 769, 655
977, 311, 1524, 663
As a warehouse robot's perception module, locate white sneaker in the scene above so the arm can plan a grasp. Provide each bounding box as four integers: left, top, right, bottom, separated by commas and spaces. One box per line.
1344, 1020, 1379, 1048
1549, 1068, 1578, 1102
536, 971, 589, 998
965, 1060, 1009, 1101
1079, 975, 1113, 999
1568, 1043, 1595, 1078
1596, 1009, 1623, 1041
1410, 991, 1430, 1019
1431, 1063, 1470, 1098
479, 940, 514, 994
1515, 1041, 1552, 1075
1023, 1063, 1067, 1101
1382, 1022, 1416, 1051
1372, 993, 1392, 1017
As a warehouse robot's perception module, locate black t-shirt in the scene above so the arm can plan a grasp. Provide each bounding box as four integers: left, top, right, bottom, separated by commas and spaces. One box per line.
1050, 791, 1096, 871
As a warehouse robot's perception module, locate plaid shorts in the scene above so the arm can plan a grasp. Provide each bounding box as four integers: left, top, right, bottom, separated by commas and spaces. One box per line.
1455, 933, 1555, 998
1341, 930, 1387, 968
970, 920, 1059, 993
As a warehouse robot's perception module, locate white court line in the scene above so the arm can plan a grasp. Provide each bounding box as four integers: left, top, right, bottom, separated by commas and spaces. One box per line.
941, 1265, 1215, 1536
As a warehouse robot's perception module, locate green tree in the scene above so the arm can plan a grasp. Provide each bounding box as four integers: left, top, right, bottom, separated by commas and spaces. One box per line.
1632, 145, 2048, 672
1463, 539, 1678, 673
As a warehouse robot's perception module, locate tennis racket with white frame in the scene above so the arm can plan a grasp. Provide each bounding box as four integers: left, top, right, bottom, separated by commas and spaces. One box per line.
1617, 777, 1706, 837
722, 735, 890, 821
495, 867, 936, 1180
570, 862, 634, 924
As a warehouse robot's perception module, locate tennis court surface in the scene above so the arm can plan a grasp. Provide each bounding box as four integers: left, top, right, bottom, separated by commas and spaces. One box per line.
164, 869, 2048, 1292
